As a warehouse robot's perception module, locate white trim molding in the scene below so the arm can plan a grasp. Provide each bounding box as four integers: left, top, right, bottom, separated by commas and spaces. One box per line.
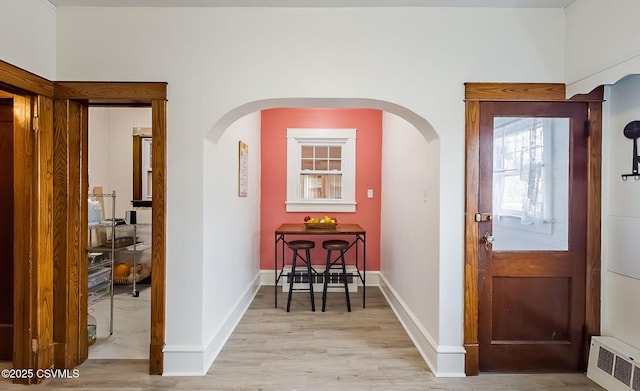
378, 273, 466, 377
286, 128, 357, 212
207, 270, 463, 378
163, 276, 260, 376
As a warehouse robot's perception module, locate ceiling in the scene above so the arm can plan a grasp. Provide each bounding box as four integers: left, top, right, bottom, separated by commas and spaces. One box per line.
47, 0, 576, 8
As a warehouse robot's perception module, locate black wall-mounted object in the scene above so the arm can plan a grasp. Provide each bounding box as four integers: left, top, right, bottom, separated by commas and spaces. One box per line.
621, 120, 640, 181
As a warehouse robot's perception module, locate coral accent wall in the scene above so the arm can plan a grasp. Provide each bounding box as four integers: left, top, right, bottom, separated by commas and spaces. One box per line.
260, 108, 382, 271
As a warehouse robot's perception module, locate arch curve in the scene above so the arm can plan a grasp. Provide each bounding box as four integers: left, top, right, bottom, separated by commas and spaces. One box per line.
205, 98, 439, 143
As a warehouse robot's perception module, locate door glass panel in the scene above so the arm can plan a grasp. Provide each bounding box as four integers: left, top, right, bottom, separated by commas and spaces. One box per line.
492, 117, 569, 251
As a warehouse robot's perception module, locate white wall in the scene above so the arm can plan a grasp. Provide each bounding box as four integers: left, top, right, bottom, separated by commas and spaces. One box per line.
0, 0, 565, 373
565, 0, 640, 96
52, 6, 566, 376
565, 0, 640, 353
0, 0, 56, 80
88, 107, 153, 223
380, 112, 443, 372
0, 0, 632, 376
196, 112, 261, 375
602, 75, 640, 350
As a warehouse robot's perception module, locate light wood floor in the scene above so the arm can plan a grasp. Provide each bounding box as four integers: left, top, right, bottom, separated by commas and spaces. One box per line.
1, 286, 603, 390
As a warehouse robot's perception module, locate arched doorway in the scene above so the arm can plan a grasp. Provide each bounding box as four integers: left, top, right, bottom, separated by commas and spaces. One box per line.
197, 98, 445, 374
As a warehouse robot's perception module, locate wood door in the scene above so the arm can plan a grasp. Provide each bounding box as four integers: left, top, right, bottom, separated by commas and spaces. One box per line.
0, 98, 13, 360
478, 101, 589, 371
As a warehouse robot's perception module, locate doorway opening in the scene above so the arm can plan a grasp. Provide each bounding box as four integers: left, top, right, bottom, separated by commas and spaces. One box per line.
53, 81, 167, 375
193, 99, 446, 375
0, 90, 14, 362
87, 106, 153, 359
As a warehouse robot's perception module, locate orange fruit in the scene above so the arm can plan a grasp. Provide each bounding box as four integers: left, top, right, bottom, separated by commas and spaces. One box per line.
114, 263, 131, 278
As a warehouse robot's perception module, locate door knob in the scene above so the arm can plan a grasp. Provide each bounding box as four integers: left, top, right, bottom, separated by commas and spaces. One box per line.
481, 232, 494, 250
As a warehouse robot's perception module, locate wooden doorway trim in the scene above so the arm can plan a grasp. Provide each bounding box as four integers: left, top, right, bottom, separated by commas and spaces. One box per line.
53, 82, 167, 374
1, 60, 167, 378
0, 59, 53, 97
1, 59, 56, 384
463, 83, 603, 375
52, 97, 89, 369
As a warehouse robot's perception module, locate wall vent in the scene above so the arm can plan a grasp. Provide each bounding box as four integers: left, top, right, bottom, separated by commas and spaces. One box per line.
588, 336, 640, 391
280, 265, 358, 293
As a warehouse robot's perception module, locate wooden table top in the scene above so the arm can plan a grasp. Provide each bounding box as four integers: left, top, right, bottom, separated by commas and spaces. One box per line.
275, 223, 365, 235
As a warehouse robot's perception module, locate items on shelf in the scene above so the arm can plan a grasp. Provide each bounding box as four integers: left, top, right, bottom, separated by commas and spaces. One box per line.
87, 191, 152, 343
87, 311, 97, 346
87, 190, 116, 336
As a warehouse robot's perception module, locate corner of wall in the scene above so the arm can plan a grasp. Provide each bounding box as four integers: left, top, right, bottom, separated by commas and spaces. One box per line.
164, 276, 260, 376
378, 274, 465, 378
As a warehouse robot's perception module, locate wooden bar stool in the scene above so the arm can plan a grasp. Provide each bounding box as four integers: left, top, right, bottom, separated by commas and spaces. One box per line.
286, 240, 316, 312
321, 239, 351, 312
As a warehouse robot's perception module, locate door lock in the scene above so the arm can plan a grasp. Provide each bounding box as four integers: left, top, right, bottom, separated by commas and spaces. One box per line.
474, 213, 492, 222
481, 232, 495, 250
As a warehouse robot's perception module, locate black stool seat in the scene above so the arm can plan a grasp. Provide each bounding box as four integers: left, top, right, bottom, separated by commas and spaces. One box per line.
286, 240, 316, 312
288, 240, 315, 250
322, 240, 349, 251
321, 239, 351, 312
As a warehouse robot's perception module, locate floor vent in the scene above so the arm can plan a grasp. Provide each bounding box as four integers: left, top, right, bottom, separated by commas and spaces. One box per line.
588, 336, 640, 391
280, 265, 358, 293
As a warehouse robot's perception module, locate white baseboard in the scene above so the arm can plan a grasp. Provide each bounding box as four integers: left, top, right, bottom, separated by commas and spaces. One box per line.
378, 274, 465, 378
166, 270, 462, 378
162, 345, 207, 377
163, 274, 260, 376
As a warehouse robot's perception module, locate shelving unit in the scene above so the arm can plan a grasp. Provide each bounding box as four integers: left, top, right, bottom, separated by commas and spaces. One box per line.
110, 222, 151, 298
87, 191, 152, 344
118, 205, 153, 297
88, 191, 116, 336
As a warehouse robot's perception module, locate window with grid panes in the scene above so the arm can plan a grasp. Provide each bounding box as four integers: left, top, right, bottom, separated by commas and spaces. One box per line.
286, 128, 356, 212
300, 144, 342, 199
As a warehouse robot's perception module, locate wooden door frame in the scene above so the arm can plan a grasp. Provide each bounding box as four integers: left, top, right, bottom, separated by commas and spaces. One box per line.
1, 59, 55, 384
463, 82, 603, 375
53, 82, 167, 374
1, 59, 167, 377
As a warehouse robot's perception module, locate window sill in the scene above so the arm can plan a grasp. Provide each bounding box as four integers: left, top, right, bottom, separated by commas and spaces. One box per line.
286, 201, 356, 213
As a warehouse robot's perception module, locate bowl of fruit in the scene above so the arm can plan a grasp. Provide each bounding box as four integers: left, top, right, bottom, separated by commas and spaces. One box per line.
304, 215, 338, 230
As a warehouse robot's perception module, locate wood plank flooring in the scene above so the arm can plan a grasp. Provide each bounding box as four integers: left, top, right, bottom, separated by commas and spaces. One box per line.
0, 286, 603, 390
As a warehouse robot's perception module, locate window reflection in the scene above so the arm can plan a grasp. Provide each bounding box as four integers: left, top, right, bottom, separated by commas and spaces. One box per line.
492, 117, 569, 251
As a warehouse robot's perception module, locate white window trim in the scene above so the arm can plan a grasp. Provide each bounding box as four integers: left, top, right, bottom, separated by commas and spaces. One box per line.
286, 128, 356, 212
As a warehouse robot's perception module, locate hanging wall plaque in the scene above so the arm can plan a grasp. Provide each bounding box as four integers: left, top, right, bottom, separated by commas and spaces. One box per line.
238, 141, 248, 196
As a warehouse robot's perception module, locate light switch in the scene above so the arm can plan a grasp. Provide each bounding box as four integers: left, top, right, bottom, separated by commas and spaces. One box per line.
367, 189, 374, 198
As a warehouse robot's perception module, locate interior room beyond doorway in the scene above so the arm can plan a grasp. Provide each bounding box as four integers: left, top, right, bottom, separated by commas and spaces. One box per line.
87, 106, 152, 359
